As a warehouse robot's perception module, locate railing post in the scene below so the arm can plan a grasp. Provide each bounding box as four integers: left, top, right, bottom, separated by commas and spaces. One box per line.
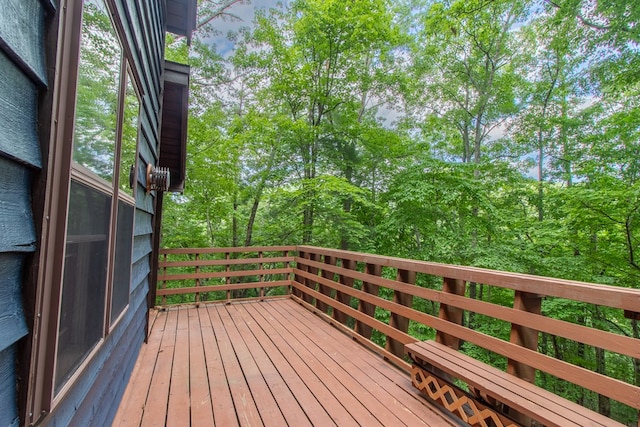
293, 251, 307, 299
316, 255, 336, 314
258, 251, 264, 301
304, 252, 320, 305
436, 277, 466, 350
195, 252, 200, 306
387, 269, 415, 358
161, 252, 168, 306
333, 258, 355, 325
507, 291, 542, 426
355, 263, 381, 339
507, 291, 542, 382
284, 250, 291, 295
225, 252, 231, 302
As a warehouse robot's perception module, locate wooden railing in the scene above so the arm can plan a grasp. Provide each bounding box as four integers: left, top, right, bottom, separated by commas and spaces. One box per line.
156, 245, 640, 425
157, 246, 295, 305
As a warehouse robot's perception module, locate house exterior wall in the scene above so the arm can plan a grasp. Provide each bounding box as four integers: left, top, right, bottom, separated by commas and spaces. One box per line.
44, 1, 165, 424
0, 0, 48, 425
0, 0, 180, 425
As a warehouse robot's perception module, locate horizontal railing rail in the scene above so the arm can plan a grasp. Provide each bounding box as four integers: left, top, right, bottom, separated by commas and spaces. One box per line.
157, 246, 296, 305
156, 245, 640, 425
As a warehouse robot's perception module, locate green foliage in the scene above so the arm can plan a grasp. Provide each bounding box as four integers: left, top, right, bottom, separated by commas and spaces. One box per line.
159, 1, 640, 423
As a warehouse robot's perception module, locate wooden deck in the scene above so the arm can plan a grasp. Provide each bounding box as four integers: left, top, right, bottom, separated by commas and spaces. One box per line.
113, 298, 457, 426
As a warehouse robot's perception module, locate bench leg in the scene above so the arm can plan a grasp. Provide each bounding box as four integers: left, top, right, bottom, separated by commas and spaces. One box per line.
411, 365, 520, 427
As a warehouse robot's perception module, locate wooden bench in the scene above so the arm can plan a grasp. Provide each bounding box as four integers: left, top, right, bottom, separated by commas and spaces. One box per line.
406, 340, 625, 427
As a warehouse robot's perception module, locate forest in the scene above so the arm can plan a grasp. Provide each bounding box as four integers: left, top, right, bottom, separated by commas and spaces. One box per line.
160, 0, 639, 423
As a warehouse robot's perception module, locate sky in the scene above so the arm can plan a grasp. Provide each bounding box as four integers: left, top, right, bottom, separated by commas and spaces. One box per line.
206, 0, 287, 57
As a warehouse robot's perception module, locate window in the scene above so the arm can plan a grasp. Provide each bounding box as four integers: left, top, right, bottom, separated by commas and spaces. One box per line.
52, 0, 140, 397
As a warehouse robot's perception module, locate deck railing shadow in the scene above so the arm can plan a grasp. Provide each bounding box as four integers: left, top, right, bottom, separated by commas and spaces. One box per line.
156, 245, 640, 426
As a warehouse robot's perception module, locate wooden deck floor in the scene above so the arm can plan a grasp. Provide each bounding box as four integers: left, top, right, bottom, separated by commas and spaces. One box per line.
113, 298, 458, 426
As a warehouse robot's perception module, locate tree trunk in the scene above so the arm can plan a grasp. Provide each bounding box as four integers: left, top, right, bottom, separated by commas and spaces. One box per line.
595, 346, 611, 416
232, 191, 239, 247
303, 201, 314, 244
341, 161, 354, 250
244, 192, 261, 248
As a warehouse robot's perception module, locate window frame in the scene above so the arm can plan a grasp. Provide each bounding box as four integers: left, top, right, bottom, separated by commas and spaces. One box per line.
27, 0, 144, 421
108, 61, 142, 330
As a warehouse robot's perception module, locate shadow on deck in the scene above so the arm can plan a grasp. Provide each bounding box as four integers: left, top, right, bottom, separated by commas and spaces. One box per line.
113, 298, 457, 426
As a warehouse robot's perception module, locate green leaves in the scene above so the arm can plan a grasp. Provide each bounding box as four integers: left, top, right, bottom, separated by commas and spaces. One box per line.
157, 3, 640, 421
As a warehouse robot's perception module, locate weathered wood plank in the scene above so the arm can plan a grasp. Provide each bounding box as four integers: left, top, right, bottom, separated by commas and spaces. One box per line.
133, 234, 153, 264
225, 304, 313, 427
159, 256, 294, 268
160, 246, 297, 255
235, 303, 337, 427
0, 158, 36, 252
131, 255, 151, 293
114, 310, 167, 426
244, 303, 358, 427
0, 0, 47, 84
156, 280, 291, 296
0, 346, 19, 427
0, 254, 28, 352
139, 110, 159, 160
158, 267, 292, 282
277, 300, 452, 426
134, 209, 153, 236
167, 308, 190, 422
187, 308, 214, 425
216, 306, 288, 427
205, 305, 263, 427
140, 309, 178, 427
291, 277, 416, 347
135, 182, 155, 214
260, 302, 387, 426
265, 301, 407, 427
116, 300, 459, 426
198, 306, 239, 427
0, 51, 41, 168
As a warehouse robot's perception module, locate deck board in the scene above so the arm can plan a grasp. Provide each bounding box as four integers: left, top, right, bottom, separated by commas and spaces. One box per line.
167, 308, 190, 423
275, 300, 449, 426
187, 308, 214, 425
140, 309, 178, 427
113, 298, 457, 426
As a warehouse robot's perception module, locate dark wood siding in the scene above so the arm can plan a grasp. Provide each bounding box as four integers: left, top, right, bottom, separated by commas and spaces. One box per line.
0, 0, 47, 85
43, 0, 167, 425
0, 0, 46, 425
1, 0, 175, 424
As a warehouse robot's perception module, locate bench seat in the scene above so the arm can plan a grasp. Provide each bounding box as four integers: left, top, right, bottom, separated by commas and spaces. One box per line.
406, 340, 624, 427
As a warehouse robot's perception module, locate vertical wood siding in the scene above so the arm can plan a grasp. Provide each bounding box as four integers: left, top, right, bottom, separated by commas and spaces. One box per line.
0, 0, 46, 425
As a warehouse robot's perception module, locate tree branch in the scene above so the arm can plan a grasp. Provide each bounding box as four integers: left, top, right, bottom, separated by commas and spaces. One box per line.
198, 0, 246, 29
543, 0, 635, 34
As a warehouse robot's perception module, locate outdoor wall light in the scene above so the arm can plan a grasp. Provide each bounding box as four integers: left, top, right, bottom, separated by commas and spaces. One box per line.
146, 164, 170, 193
